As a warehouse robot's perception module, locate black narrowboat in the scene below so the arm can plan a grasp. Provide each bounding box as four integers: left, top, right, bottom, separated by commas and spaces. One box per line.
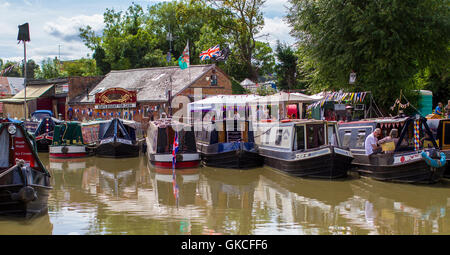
426, 118, 450, 178
146, 118, 200, 169
25, 110, 62, 152
338, 116, 446, 184
96, 118, 144, 158
0, 119, 52, 217
195, 119, 264, 169
256, 119, 353, 179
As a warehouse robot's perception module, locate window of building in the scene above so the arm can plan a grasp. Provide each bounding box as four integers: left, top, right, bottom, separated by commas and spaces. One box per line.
210, 70, 218, 86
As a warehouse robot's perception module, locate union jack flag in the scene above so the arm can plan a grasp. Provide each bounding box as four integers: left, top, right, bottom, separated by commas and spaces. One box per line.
199, 45, 220, 61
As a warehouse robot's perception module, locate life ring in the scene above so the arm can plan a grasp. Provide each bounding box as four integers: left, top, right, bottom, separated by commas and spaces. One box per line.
281, 119, 292, 123
260, 119, 272, 122
421, 151, 446, 168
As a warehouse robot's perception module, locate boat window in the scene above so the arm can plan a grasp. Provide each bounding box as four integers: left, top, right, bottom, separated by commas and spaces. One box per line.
306, 124, 325, 149
356, 130, 366, 148
264, 128, 271, 144
295, 126, 305, 150
183, 131, 197, 152
444, 122, 450, 145
342, 131, 352, 148
275, 129, 283, 145
0, 128, 9, 168
327, 125, 338, 146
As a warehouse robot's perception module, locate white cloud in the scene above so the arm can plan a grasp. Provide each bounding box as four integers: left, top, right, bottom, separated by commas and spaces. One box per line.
259, 16, 295, 48
44, 14, 104, 43
0, 1, 10, 8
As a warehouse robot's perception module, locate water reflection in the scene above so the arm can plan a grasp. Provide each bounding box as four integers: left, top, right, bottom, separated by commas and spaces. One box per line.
345, 178, 450, 234
1, 154, 450, 235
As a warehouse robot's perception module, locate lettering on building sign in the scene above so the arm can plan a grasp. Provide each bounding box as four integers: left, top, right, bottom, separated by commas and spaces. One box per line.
95, 88, 137, 109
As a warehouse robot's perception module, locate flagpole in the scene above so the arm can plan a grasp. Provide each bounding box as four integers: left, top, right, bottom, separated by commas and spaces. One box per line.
188, 39, 191, 83
23, 41, 27, 120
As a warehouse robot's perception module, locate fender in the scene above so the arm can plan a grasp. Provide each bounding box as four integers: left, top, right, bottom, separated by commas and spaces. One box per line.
421, 151, 446, 168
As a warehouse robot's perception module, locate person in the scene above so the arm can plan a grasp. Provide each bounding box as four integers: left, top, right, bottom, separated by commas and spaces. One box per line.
365, 128, 381, 155
435, 102, 443, 117
233, 109, 242, 120
378, 128, 407, 152
420, 133, 434, 148
445, 100, 450, 118
256, 106, 264, 121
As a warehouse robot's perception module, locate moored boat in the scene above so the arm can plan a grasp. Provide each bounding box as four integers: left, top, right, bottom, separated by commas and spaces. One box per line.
195, 119, 264, 169
49, 121, 92, 159
24, 110, 62, 152
255, 119, 353, 179
0, 119, 52, 217
338, 116, 446, 184
426, 118, 450, 178
96, 118, 144, 158
146, 118, 200, 169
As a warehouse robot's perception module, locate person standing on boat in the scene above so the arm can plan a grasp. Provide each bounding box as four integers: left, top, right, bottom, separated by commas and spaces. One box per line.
435, 102, 443, 117
365, 128, 381, 155
345, 105, 353, 122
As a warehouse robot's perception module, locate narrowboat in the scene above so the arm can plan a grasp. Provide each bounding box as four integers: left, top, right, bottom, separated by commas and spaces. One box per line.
255, 119, 353, 179
426, 118, 450, 178
96, 118, 144, 158
0, 119, 52, 217
146, 118, 200, 169
49, 121, 93, 159
338, 116, 446, 184
24, 110, 62, 152
195, 119, 264, 169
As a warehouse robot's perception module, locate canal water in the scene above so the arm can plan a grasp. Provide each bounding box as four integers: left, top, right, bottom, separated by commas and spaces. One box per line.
2, 154, 450, 235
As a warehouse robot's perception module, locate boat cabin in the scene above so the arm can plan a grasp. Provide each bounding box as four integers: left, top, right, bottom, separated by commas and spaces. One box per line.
98, 118, 143, 144
147, 119, 197, 154
195, 119, 255, 147
0, 119, 48, 174
256, 119, 340, 153
426, 118, 450, 151
52, 122, 84, 146
338, 116, 439, 155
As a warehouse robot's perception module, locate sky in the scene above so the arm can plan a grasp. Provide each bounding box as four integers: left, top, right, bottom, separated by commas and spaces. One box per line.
0, 0, 295, 65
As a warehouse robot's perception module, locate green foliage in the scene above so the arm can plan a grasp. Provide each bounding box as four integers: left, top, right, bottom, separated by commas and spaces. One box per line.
255, 85, 276, 96
36, 58, 66, 79
275, 41, 298, 90
63, 58, 99, 77
231, 79, 248, 94
287, 0, 450, 113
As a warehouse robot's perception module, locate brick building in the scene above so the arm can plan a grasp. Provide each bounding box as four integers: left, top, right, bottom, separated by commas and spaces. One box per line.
68, 64, 233, 127
0, 76, 104, 119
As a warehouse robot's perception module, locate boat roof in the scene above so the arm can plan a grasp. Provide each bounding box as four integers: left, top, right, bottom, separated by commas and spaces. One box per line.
149, 118, 192, 129
258, 119, 337, 126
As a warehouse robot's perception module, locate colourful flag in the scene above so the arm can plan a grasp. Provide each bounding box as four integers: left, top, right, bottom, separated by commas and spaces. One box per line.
199, 45, 220, 61
178, 41, 189, 70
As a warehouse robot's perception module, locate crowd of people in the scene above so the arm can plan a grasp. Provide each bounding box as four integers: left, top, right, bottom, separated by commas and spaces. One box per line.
434, 100, 450, 118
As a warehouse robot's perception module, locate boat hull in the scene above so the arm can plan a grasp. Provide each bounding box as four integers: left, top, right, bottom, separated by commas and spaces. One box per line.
0, 185, 50, 218
96, 141, 139, 158
148, 153, 201, 169
49, 145, 89, 158
0, 167, 51, 218
198, 142, 264, 169
35, 138, 52, 152
261, 146, 352, 179
442, 151, 450, 178
351, 152, 445, 184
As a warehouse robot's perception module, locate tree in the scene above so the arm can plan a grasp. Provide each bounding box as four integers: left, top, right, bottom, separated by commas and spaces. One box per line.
36, 58, 66, 79
63, 58, 99, 77
286, 0, 450, 111
203, 0, 266, 81
275, 41, 298, 91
